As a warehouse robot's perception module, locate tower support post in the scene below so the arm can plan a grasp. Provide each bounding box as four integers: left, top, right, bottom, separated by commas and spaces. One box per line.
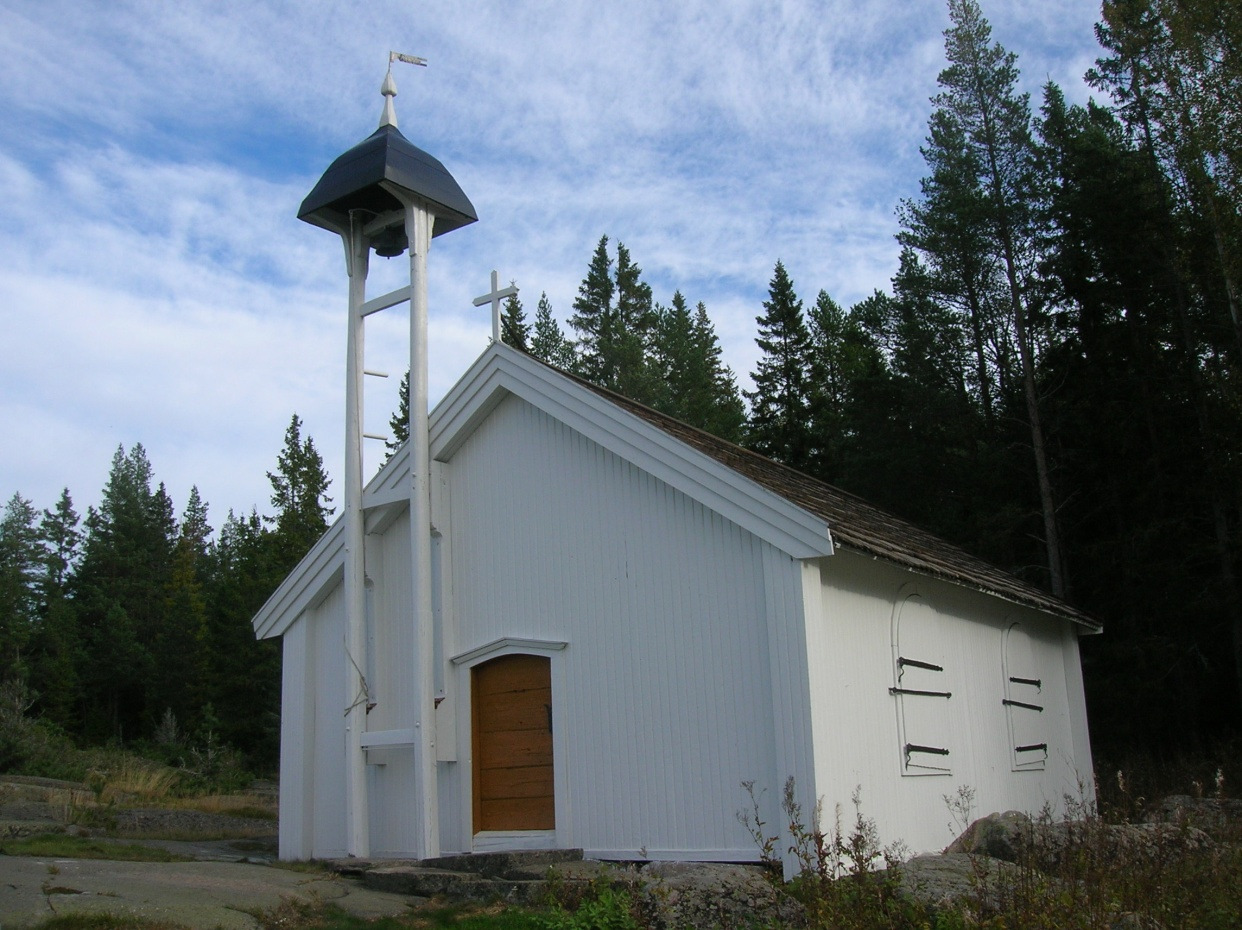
404, 199, 439, 860
343, 219, 371, 858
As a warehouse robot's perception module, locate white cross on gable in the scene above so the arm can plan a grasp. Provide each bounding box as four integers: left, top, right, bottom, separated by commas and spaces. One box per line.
472, 269, 519, 344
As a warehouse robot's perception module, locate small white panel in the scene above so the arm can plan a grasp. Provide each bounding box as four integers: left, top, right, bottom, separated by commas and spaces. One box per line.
360, 728, 417, 748
435, 695, 457, 762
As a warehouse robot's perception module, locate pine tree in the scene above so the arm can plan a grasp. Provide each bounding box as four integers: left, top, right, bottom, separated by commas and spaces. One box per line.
652, 293, 745, 442
1035, 80, 1242, 740
897, 109, 1003, 424
151, 488, 211, 732
745, 261, 815, 470
611, 243, 659, 403
653, 292, 697, 419
266, 414, 333, 567
203, 508, 282, 765
0, 493, 42, 683
531, 293, 575, 369
387, 371, 410, 454
1092, 0, 1242, 361
911, 0, 1065, 595
1092, 2, 1242, 720
501, 288, 530, 351
691, 303, 746, 443
570, 236, 616, 384
73, 444, 174, 740
568, 237, 660, 402
39, 489, 80, 595
806, 290, 860, 480
29, 489, 82, 727
823, 291, 909, 503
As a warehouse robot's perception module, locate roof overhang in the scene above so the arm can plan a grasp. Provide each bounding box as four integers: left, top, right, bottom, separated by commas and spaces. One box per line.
253, 343, 835, 640
432, 344, 836, 561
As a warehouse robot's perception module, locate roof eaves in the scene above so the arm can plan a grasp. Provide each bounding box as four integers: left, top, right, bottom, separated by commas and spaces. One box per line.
252, 520, 345, 639
562, 363, 1100, 632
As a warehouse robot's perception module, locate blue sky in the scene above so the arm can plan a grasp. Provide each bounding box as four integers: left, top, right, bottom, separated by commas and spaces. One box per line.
0, 0, 1106, 529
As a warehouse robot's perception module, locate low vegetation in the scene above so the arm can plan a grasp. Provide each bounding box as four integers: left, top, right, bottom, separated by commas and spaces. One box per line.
5, 677, 1237, 929
0, 832, 191, 862
735, 770, 1241, 930
1, 682, 267, 817
742, 779, 933, 930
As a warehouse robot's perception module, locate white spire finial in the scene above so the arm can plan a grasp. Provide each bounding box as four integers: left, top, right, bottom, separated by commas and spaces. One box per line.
380, 51, 428, 130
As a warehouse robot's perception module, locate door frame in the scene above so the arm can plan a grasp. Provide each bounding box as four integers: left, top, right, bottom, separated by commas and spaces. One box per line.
451, 637, 568, 850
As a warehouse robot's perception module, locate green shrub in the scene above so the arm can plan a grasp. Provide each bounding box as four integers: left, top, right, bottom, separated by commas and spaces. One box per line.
536, 886, 640, 930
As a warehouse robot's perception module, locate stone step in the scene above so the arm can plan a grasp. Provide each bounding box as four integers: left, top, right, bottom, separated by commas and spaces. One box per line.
419, 848, 584, 878
362, 866, 550, 903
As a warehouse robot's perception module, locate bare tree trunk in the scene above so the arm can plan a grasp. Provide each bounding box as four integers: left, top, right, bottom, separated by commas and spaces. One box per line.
1006, 264, 1065, 599
983, 140, 1066, 598
1207, 201, 1242, 365
964, 279, 995, 426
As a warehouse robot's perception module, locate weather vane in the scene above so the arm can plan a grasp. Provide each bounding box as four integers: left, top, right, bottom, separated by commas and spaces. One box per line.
380, 51, 428, 128
389, 51, 428, 69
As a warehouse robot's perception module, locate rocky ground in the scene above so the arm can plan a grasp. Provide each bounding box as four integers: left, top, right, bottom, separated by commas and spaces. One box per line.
2, 776, 1238, 929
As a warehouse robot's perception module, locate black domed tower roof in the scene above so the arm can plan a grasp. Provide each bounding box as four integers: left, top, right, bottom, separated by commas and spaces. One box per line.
298, 70, 476, 238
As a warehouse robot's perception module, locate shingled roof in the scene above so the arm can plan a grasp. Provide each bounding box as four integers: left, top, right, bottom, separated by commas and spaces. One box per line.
564, 368, 1099, 631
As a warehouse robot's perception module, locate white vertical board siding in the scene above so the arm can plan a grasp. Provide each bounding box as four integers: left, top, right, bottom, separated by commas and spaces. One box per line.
278, 620, 312, 859
447, 396, 778, 860
807, 550, 1090, 855
306, 583, 348, 858
364, 512, 421, 856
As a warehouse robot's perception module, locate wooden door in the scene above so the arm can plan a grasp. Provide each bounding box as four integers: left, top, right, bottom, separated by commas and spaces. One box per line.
472, 654, 555, 832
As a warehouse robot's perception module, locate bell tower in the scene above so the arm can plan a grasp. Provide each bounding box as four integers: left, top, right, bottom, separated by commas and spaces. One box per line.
299, 55, 476, 859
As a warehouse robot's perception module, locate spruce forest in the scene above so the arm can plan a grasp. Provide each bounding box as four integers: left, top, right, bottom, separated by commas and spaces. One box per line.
2, 0, 1240, 774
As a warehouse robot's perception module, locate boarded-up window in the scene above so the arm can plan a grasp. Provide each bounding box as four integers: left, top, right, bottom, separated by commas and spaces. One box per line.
1003, 623, 1047, 770
891, 595, 953, 774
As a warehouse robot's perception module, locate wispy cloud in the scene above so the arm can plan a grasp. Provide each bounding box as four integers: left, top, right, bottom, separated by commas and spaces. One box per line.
0, 0, 1106, 523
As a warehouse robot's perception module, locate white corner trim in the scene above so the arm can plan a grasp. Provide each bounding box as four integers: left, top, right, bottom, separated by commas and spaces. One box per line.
450, 637, 568, 667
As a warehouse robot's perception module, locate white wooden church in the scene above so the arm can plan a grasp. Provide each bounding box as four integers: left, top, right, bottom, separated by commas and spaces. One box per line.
253, 64, 1098, 873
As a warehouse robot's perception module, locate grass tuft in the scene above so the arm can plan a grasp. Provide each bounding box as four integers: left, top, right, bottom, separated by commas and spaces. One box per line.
27, 916, 193, 930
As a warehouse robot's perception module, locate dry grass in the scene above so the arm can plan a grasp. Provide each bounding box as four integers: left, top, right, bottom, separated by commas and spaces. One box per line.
85, 752, 181, 804
161, 791, 279, 819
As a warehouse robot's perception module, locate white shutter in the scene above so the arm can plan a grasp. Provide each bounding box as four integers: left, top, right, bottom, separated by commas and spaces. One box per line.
892, 595, 953, 774
1003, 623, 1047, 770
